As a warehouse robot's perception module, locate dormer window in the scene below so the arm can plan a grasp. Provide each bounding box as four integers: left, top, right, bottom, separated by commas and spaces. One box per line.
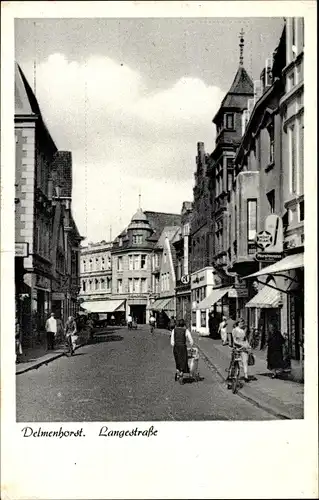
224, 113, 235, 130
119, 238, 123, 247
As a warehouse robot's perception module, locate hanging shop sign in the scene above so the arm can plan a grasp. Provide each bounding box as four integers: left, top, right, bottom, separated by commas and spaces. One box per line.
255, 214, 284, 261
15, 242, 29, 257
181, 275, 190, 284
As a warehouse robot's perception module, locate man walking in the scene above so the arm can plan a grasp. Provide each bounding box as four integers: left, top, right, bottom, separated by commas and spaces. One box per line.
45, 312, 57, 351
127, 313, 133, 329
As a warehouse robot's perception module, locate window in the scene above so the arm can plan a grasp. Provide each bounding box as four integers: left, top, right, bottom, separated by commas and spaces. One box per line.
101, 257, 105, 270
95, 279, 99, 290
128, 255, 133, 270
88, 280, 92, 291
82, 281, 86, 292
141, 278, 147, 293
107, 277, 112, 291
117, 279, 123, 293
299, 200, 304, 222
289, 124, 297, 193
101, 279, 105, 289
201, 310, 206, 327
89, 259, 93, 271
119, 238, 123, 247
133, 254, 140, 270
133, 235, 142, 244
83, 260, 87, 272
117, 256, 123, 271
266, 190, 275, 214
133, 278, 140, 293
141, 254, 147, 270
225, 113, 234, 130
155, 253, 159, 267
95, 258, 100, 271
107, 255, 111, 270
247, 200, 257, 252
128, 278, 133, 293
267, 121, 275, 164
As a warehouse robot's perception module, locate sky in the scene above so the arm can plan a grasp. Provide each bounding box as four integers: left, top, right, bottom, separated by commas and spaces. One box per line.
15, 17, 284, 243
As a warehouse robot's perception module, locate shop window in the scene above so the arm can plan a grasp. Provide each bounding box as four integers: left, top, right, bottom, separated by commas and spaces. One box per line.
200, 310, 206, 327
192, 311, 196, 327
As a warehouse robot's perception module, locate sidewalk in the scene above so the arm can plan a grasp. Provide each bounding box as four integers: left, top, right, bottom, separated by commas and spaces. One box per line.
194, 334, 304, 420
16, 330, 90, 375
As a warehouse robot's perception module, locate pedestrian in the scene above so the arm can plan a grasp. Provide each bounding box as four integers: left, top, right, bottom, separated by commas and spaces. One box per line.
218, 316, 228, 345
87, 315, 94, 342
208, 311, 214, 337
232, 319, 251, 383
45, 312, 58, 351
64, 316, 77, 354
170, 318, 194, 384
15, 318, 23, 363
149, 314, 156, 333
169, 315, 176, 331
226, 315, 235, 347
127, 313, 133, 329
267, 322, 285, 378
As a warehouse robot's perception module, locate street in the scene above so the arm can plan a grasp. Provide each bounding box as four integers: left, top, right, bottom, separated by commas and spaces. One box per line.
16, 326, 275, 421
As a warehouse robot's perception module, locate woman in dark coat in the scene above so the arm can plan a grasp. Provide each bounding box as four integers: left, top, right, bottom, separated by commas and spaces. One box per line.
267, 322, 285, 378
170, 318, 194, 383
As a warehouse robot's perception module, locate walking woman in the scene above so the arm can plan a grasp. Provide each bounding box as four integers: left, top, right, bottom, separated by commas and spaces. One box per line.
232, 319, 251, 383
171, 318, 194, 384
64, 316, 77, 355
267, 322, 285, 378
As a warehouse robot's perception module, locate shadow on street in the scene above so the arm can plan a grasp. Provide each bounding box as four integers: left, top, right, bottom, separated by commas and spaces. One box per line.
91, 334, 124, 344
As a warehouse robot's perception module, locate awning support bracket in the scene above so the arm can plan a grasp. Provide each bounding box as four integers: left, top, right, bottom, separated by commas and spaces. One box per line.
254, 278, 301, 296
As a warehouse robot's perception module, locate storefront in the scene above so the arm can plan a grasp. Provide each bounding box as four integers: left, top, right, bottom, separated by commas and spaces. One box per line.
244, 252, 304, 360
195, 286, 232, 336
148, 296, 175, 328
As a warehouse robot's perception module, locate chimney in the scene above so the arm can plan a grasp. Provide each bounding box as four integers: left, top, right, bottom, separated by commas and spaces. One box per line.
197, 142, 206, 170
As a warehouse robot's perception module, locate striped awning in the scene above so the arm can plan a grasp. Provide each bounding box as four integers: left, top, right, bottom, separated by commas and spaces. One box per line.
243, 252, 304, 279
197, 287, 231, 310
81, 300, 125, 313
149, 297, 174, 311
245, 286, 282, 308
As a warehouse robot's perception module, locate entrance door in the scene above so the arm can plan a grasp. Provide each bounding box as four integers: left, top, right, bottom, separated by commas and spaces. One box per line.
130, 305, 146, 324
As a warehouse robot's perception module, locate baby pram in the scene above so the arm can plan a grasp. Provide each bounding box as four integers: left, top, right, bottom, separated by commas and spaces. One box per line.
187, 347, 200, 382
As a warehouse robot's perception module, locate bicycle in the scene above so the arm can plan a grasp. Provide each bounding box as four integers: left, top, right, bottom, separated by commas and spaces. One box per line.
64, 335, 74, 357
226, 347, 244, 394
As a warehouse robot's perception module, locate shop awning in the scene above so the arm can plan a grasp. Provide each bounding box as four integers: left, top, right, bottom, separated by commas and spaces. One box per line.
243, 253, 304, 279
197, 287, 231, 310
149, 297, 174, 311
245, 286, 282, 308
81, 300, 125, 313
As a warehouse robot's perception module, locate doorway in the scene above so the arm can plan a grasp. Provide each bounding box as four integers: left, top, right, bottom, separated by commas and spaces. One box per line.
130, 305, 146, 324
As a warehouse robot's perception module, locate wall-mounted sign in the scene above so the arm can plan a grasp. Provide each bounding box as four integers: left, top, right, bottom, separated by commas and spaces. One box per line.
181, 275, 190, 284
263, 214, 283, 253
52, 292, 65, 301
15, 242, 29, 257
255, 252, 283, 262
229, 288, 249, 298
35, 274, 51, 290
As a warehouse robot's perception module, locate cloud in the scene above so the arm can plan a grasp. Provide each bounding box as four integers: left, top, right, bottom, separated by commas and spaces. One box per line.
19, 54, 225, 241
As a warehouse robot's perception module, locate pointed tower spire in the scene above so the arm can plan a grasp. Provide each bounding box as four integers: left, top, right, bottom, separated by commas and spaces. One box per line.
138, 190, 141, 210
239, 28, 245, 66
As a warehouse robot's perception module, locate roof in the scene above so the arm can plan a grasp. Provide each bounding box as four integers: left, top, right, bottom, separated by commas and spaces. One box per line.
131, 208, 148, 222
213, 66, 254, 123
154, 226, 181, 249
145, 211, 182, 242
15, 63, 40, 116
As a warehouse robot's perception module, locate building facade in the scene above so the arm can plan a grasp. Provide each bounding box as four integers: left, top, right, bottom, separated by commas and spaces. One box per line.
15, 63, 82, 346
149, 225, 180, 328
80, 209, 181, 324
173, 201, 192, 328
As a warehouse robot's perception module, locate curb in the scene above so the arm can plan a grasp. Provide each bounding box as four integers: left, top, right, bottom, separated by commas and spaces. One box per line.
16, 342, 87, 375
196, 343, 291, 420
